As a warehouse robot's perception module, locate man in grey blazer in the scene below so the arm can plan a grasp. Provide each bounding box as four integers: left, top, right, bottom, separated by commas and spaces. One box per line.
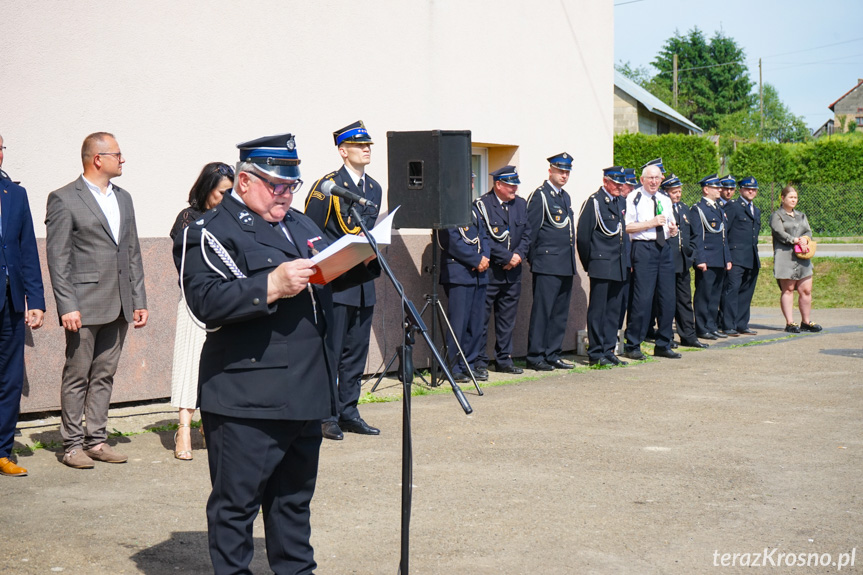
46, 132, 148, 469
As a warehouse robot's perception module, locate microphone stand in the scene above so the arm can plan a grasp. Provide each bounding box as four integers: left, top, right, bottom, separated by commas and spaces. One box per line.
349, 204, 472, 575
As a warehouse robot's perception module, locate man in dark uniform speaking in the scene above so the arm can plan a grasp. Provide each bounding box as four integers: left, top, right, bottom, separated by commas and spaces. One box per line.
576, 166, 630, 367
175, 134, 337, 575
304, 120, 381, 441
525, 153, 577, 371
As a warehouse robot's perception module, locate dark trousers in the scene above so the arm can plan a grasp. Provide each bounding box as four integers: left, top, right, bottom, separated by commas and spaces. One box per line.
203, 413, 321, 575
526, 273, 573, 363
674, 269, 698, 342
477, 281, 521, 368
722, 264, 759, 331
618, 275, 631, 330
0, 286, 25, 458
694, 267, 726, 334
624, 241, 675, 351
443, 283, 487, 373
60, 313, 128, 451
587, 277, 625, 361
325, 302, 374, 423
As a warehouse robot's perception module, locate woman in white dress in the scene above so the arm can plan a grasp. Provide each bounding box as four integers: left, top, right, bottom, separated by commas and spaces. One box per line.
169, 163, 234, 459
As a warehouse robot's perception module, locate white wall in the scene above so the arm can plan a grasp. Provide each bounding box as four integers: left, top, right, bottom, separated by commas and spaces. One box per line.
1, 0, 613, 237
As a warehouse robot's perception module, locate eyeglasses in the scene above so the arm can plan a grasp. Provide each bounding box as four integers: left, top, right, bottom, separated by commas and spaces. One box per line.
0, 146, 6, 151
97, 152, 123, 160
643, 176, 663, 181
215, 164, 235, 178
250, 172, 302, 196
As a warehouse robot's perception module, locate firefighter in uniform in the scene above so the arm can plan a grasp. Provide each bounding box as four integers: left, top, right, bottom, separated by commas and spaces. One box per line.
525, 152, 577, 371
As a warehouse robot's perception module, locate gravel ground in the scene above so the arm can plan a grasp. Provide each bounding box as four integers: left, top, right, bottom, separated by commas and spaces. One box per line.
3, 308, 862, 574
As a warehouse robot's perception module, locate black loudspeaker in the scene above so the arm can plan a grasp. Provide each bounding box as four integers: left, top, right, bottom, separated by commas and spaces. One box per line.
387, 130, 472, 229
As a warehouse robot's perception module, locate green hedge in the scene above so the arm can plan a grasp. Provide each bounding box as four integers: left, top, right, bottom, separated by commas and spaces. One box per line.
730, 135, 863, 184
613, 133, 719, 183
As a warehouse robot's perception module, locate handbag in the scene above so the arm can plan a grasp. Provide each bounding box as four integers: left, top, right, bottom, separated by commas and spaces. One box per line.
794, 236, 817, 260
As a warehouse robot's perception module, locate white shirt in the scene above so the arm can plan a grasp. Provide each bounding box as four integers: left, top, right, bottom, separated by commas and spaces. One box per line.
83, 175, 121, 243
625, 188, 675, 242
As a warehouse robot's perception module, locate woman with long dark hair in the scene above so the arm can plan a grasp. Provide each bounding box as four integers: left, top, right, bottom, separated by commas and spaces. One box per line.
168, 162, 234, 460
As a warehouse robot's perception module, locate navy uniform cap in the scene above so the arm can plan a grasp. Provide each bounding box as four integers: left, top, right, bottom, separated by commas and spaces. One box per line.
490, 165, 520, 185
547, 152, 573, 171
739, 176, 758, 189
334, 120, 374, 146
237, 133, 301, 181
698, 173, 722, 187
624, 168, 638, 185
660, 173, 682, 189
603, 166, 627, 184
640, 157, 665, 174
720, 175, 737, 189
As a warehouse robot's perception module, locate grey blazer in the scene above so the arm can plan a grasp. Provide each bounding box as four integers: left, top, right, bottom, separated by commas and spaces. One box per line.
45, 176, 147, 325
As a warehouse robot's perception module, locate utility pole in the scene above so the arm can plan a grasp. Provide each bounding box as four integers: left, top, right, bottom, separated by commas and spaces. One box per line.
673, 53, 678, 109
759, 58, 764, 139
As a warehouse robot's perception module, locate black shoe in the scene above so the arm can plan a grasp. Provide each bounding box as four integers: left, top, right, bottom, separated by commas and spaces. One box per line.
473, 367, 489, 377
697, 332, 718, 340
526, 361, 555, 372
471, 370, 488, 382
739, 328, 758, 335
14, 429, 22, 437
495, 364, 524, 374
452, 372, 469, 383
623, 349, 646, 360
547, 359, 575, 370
321, 421, 344, 441
607, 355, 628, 366
711, 330, 728, 339
589, 357, 614, 367
339, 417, 380, 436
785, 323, 801, 333
801, 321, 822, 332
654, 347, 682, 359
680, 339, 709, 349
670, 341, 679, 349
720, 329, 739, 336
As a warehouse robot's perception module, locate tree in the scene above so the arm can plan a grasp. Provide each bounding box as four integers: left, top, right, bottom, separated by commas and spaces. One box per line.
649, 28, 755, 132
716, 83, 810, 154
615, 60, 653, 87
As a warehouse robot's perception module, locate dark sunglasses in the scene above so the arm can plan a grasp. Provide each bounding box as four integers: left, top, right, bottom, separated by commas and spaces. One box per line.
215, 164, 235, 178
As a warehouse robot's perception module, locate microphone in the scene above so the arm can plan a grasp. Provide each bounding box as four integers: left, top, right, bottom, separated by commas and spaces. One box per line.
320, 179, 378, 209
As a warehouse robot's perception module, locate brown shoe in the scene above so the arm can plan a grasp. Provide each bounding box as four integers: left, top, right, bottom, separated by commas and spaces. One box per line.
62, 449, 95, 469
85, 444, 128, 464
0, 457, 28, 477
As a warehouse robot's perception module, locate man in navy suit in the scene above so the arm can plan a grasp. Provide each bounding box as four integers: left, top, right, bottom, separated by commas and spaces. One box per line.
690, 174, 733, 340
437, 174, 490, 381
475, 166, 531, 374
176, 133, 338, 574
0, 133, 45, 478
576, 166, 630, 367
305, 121, 381, 441
526, 153, 577, 371
721, 176, 761, 335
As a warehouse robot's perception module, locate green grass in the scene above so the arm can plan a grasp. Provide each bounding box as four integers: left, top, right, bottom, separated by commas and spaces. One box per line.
751, 257, 863, 308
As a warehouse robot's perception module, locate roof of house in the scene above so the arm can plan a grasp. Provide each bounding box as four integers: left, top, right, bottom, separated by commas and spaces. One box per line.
614, 71, 702, 134
828, 79, 863, 111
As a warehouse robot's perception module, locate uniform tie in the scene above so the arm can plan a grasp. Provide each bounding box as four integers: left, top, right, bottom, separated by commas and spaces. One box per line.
357, 177, 365, 196
652, 195, 666, 247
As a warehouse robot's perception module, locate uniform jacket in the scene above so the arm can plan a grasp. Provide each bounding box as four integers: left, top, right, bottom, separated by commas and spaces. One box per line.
437, 203, 490, 286
575, 187, 629, 282
723, 197, 761, 269
45, 176, 146, 325
526, 181, 577, 276
475, 191, 531, 284
304, 165, 382, 307
689, 198, 731, 268
671, 200, 695, 273
173, 194, 337, 421
0, 178, 45, 313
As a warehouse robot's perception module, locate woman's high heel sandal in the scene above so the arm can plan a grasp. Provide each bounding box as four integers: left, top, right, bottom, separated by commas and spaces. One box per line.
174, 423, 193, 461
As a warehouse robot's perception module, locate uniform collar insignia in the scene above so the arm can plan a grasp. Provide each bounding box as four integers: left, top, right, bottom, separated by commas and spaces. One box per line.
238, 210, 254, 226
195, 219, 204, 225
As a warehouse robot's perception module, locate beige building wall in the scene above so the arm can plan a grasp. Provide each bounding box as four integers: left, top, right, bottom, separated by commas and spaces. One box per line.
2, 1, 613, 411
613, 87, 640, 134
833, 81, 863, 132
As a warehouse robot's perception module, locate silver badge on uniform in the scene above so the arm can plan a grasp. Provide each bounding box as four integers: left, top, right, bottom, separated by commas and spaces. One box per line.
195, 219, 204, 225
238, 210, 254, 226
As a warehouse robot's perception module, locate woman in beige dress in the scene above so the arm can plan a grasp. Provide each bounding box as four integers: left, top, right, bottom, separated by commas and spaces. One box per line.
169, 163, 234, 459
770, 185, 822, 334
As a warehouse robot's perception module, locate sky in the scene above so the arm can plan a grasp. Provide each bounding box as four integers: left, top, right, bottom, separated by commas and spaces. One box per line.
614, 0, 863, 131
